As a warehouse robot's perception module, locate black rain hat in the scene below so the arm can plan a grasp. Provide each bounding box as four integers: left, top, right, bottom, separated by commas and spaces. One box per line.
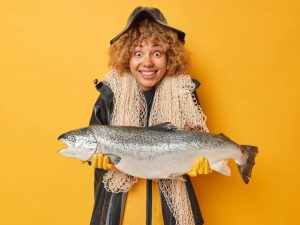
110, 6, 185, 45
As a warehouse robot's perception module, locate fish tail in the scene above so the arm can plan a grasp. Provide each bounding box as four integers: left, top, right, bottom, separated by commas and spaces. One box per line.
238, 145, 258, 184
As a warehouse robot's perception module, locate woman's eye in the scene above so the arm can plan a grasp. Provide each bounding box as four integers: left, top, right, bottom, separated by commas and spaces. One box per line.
134, 52, 142, 57
153, 51, 161, 57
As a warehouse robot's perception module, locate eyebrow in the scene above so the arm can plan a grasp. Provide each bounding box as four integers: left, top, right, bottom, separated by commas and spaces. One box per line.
153, 43, 162, 47
137, 43, 163, 48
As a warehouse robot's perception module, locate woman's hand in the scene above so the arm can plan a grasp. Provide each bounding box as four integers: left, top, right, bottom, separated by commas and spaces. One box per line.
92, 153, 114, 169
187, 156, 212, 177
82, 153, 114, 170
183, 125, 212, 177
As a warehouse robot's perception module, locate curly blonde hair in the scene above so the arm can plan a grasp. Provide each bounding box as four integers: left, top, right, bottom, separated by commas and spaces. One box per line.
108, 18, 189, 76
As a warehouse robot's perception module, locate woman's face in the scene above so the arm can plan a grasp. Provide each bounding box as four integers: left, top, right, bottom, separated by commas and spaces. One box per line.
129, 40, 167, 91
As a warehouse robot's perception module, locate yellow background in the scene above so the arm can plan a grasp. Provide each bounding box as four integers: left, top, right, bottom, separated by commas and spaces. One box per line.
1, 0, 299, 224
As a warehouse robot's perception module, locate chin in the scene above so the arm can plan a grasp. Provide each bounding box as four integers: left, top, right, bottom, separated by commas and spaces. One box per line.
139, 82, 155, 91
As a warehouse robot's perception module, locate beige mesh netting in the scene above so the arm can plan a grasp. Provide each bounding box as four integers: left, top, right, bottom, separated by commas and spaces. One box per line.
101, 70, 208, 225
159, 179, 195, 225
148, 74, 208, 132
103, 70, 148, 127
102, 169, 138, 193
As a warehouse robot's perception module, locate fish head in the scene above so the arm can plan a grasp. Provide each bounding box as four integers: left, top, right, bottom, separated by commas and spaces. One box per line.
57, 127, 98, 161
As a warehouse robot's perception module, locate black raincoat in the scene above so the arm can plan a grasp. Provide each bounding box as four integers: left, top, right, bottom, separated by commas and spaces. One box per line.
89, 80, 204, 225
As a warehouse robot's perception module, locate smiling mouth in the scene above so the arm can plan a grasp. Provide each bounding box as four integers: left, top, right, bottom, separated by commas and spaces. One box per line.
139, 71, 157, 78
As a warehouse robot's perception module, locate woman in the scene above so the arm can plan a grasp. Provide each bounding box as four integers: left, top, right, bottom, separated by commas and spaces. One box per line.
89, 6, 210, 225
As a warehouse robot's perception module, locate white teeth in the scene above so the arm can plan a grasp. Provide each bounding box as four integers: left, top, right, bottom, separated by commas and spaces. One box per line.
141, 71, 155, 76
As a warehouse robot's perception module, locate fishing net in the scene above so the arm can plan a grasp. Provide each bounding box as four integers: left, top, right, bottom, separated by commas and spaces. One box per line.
103, 70, 148, 127
148, 74, 208, 132
101, 70, 208, 225
159, 179, 195, 225
102, 169, 138, 193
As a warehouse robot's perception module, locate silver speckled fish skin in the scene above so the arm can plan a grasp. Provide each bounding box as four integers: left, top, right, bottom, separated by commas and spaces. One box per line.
58, 123, 258, 183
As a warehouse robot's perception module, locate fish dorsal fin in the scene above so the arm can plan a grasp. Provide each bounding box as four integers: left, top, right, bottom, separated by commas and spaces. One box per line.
148, 122, 178, 131
219, 133, 232, 141
220, 133, 229, 138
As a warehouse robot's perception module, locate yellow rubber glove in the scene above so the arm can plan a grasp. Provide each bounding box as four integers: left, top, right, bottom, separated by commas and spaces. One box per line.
92, 153, 114, 170
187, 156, 213, 177
82, 153, 114, 170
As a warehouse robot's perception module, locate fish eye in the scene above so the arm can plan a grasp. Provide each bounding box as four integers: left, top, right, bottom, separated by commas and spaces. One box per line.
68, 135, 76, 142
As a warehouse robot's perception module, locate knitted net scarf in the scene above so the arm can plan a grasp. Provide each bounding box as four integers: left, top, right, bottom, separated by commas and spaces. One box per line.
102, 70, 208, 225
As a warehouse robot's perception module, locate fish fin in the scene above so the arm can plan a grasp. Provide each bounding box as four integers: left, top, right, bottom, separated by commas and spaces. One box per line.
210, 160, 231, 176
219, 133, 230, 139
238, 145, 258, 184
105, 154, 121, 164
148, 122, 178, 131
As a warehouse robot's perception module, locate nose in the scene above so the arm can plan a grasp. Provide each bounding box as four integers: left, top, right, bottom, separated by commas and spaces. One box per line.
142, 55, 154, 67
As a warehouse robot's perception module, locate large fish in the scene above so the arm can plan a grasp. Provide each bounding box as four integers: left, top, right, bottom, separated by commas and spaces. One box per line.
58, 123, 258, 184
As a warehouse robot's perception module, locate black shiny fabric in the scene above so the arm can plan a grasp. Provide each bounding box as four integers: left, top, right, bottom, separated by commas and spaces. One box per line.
89, 81, 204, 225
110, 7, 185, 45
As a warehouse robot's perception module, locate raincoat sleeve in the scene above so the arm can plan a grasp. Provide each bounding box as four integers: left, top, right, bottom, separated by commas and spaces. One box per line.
192, 78, 202, 105
89, 82, 126, 225
89, 82, 114, 126
88, 81, 114, 191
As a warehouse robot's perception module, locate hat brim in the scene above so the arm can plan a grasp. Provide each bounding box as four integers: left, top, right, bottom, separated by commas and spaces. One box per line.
110, 11, 185, 45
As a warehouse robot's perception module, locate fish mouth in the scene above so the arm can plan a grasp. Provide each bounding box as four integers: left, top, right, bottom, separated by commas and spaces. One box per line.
57, 134, 64, 140
58, 147, 70, 155
57, 143, 75, 158
57, 136, 72, 154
